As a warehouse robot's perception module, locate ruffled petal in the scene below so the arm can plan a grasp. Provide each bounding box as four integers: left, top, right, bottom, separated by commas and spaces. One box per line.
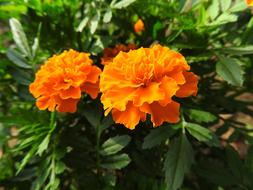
133, 82, 164, 107
85, 66, 101, 83
81, 81, 100, 99
176, 71, 198, 98
57, 98, 79, 113
159, 76, 179, 106
59, 86, 81, 99
112, 102, 145, 129
101, 87, 137, 112
140, 101, 180, 127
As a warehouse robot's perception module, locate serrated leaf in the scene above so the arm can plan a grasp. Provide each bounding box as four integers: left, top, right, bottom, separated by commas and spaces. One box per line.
142, 126, 176, 149
188, 109, 217, 123
103, 9, 112, 23
101, 153, 131, 169
9, 18, 31, 58
7, 48, 31, 69
111, 0, 136, 9
76, 17, 89, 32
222, 46, 253, 55
216, 56, 243, 86
100, 135, 131, 156
164, 134, 194, 190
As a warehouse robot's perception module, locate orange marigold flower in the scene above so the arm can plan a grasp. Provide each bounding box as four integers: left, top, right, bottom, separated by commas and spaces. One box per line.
101, 44, 137, 65
29, 49, 101, 113
100, 44, 198, 129
247, 0, 253, 6
134, 19, 144, 33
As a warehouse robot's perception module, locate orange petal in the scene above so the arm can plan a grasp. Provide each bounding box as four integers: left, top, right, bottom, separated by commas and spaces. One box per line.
159, 76, 179, 106
59, 86, 81, 99
85, 66, 101, 83
36, 96, 56, 112
101, 87, 137, 112
57, 98, 79, 113
140, 101, 180, 127
247, 0, 253, 6
112, 102, 146, 129
36, 96, 50, 110
81, 81, 99, 99
167, 70, 186, 85
176, 72, 198, 98
133, 82, 164, 107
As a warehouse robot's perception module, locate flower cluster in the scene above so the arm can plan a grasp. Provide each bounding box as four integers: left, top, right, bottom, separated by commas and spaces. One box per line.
100, 44, 198, 129
29, 49, 101, 113
30, 45, 198, 129
101, 44, 137, 65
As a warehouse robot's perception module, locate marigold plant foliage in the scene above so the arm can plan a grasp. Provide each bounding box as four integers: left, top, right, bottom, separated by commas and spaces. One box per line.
100, 44, 198, 129
1, 0, 253, 190
29, 49, 101, 113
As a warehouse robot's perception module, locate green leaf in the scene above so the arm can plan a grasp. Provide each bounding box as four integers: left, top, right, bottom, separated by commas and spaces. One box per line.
142, 126, 176, 149
17, 146, 37, 174
211, 13, 237, 25
229, 1, 247, 12
83, 103, 103, 127
216, 56, 243, 86
76, 17, 89, 32
103, 9, 112, 23
90, 12, 100, 34
37, 134, 50, 156
207, 0, 219, 20
186, 123, 219, 146
100, 135, 131, 156
188, 109, 217, 123
55, 161, 66, 174
9, 18, 31, 58
220, 0, 231, 12
101, 153, 131, 169
6, 48, 31, 69
111, 0, 136, 9
222, 46, 253, 55
164, 134, 194, 190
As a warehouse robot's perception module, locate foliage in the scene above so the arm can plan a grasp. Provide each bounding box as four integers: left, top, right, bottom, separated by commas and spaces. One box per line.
1, 0, 253, 189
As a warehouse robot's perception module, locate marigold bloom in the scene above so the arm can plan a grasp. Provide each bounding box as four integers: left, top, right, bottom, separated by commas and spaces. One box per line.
247, 0, 253, 6
101, 44, 137, 65
29, 49, 101, 113
134, 19, 144, 33
100, 44, 198, 129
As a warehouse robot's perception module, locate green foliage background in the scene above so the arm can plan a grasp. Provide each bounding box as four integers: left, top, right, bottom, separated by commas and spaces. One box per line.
1, 0, 253, 189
